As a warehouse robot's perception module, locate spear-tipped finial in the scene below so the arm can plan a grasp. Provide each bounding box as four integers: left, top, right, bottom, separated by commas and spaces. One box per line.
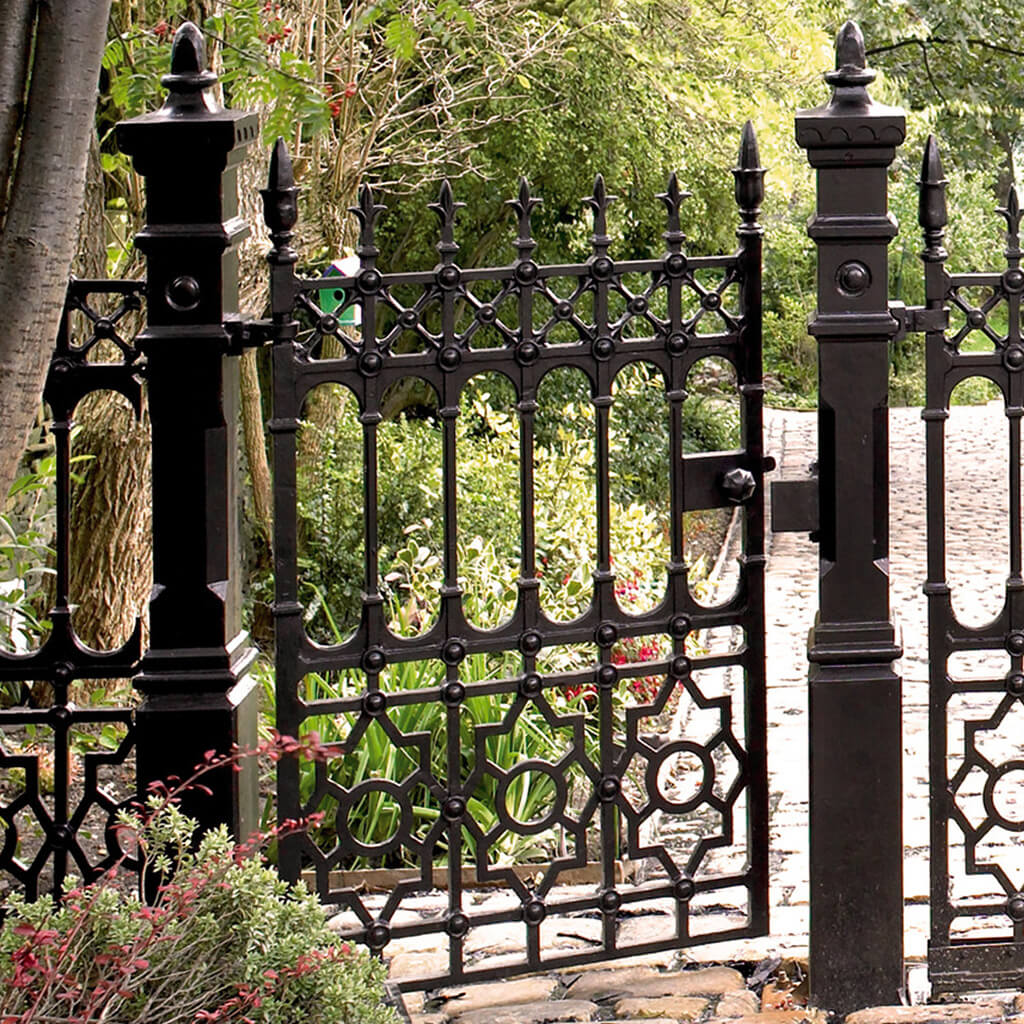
507, 177, 541, 261
917, 135, 947, 262
429, 179, 465, 256
268, 136, 295, 192
350, 183, 386, 255
584, 174, 617, 245
658, 172, 690, 252
734, 121, 765, 226
260, 138, 299, 261
998, 185, 1023, 258
161, 22, 219, 114
917, 136, 947, 231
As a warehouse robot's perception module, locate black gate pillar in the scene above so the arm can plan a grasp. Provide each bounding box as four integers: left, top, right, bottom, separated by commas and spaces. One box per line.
116, 24, 259, 840
796, 22, 906, 1012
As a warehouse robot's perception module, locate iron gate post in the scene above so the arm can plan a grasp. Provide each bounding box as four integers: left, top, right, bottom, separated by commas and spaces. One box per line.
116, 24, 260, 841
796, 22, 906, 1011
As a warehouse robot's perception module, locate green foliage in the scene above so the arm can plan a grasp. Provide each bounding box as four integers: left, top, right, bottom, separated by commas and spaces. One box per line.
0, 441, 92, 660
0, 803, 397, 1024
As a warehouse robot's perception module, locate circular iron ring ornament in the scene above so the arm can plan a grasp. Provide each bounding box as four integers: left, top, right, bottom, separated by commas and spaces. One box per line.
983, 759, 1024, 833
495, 760, 567, 834
645, 740, 715, 814
1004, 267, 1024, 294
358, 351, 383, 376
835, 260, 871, 297
337, 779, 412, 857
1006, 631, 1024, 656
966, 309, 987, 330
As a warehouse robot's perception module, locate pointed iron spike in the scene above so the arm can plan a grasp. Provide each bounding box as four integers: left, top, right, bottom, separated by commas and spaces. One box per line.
268, 137, 295, 192
835, 20, 866, 70
170, 21, 205, 74
657, 173, 692, 213
439, 178, 454, 212
739, 120, 761, 170
1009, 184, 1020, 221
593, 174, 606, 205
917, 135, 947, 234
920, 135, 943, 185
518, 176, 531, 206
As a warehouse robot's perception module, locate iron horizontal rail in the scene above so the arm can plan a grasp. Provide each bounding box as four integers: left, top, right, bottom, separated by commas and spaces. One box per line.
295, 252, 740, 292
288, 598, 754, 674
294, 649, 751, 718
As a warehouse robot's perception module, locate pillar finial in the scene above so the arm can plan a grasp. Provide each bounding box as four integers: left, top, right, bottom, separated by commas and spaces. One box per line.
161, 22, 219, 115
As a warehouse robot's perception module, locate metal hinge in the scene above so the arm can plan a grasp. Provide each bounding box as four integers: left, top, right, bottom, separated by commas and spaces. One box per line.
888, 300, 948, 343
224, 317, 275, 355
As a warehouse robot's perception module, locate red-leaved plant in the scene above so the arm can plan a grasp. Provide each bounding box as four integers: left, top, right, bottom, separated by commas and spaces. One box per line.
0, 734, 398, 1024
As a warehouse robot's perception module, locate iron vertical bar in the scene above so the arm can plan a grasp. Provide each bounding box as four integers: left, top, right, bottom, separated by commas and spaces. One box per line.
262, 138, 303, 885
733, 121, 769, 937
795, 22, 906, 1012
917, 135, 956, 971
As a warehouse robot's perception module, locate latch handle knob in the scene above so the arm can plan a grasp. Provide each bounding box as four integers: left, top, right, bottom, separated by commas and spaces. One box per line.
719, 466, 757, 504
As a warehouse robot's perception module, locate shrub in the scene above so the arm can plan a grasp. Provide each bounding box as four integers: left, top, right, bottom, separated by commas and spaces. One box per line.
0, 794, 398, 1024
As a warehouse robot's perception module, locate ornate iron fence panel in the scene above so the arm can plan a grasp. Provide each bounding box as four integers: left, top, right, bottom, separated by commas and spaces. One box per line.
921, 137, 1024, 992
267, 128, 770, 987
0, 278, 144, 901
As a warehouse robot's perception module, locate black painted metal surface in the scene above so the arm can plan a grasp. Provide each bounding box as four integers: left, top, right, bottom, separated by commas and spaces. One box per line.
920, 134, 1024, 994
796, 23, 906, 1012
265, 125, 770, 986
0, 278, 144, 899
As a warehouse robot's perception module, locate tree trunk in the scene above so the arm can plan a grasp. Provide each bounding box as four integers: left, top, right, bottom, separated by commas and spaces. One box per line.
0, 0, 34, 220
0, 0, 113, 499
65, 130, 152, 667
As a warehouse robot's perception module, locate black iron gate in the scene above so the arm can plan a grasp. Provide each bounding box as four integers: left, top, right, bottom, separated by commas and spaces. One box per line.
918, 139, 1024, 993
14, 14, 1024, 1012
264, 126, 770, 985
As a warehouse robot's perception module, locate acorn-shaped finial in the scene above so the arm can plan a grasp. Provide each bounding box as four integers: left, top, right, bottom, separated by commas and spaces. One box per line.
161, 22, 219, 114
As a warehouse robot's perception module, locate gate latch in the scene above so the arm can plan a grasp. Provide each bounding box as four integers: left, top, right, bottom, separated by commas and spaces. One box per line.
771, 463, 818, 536
888, 300, 948, 343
